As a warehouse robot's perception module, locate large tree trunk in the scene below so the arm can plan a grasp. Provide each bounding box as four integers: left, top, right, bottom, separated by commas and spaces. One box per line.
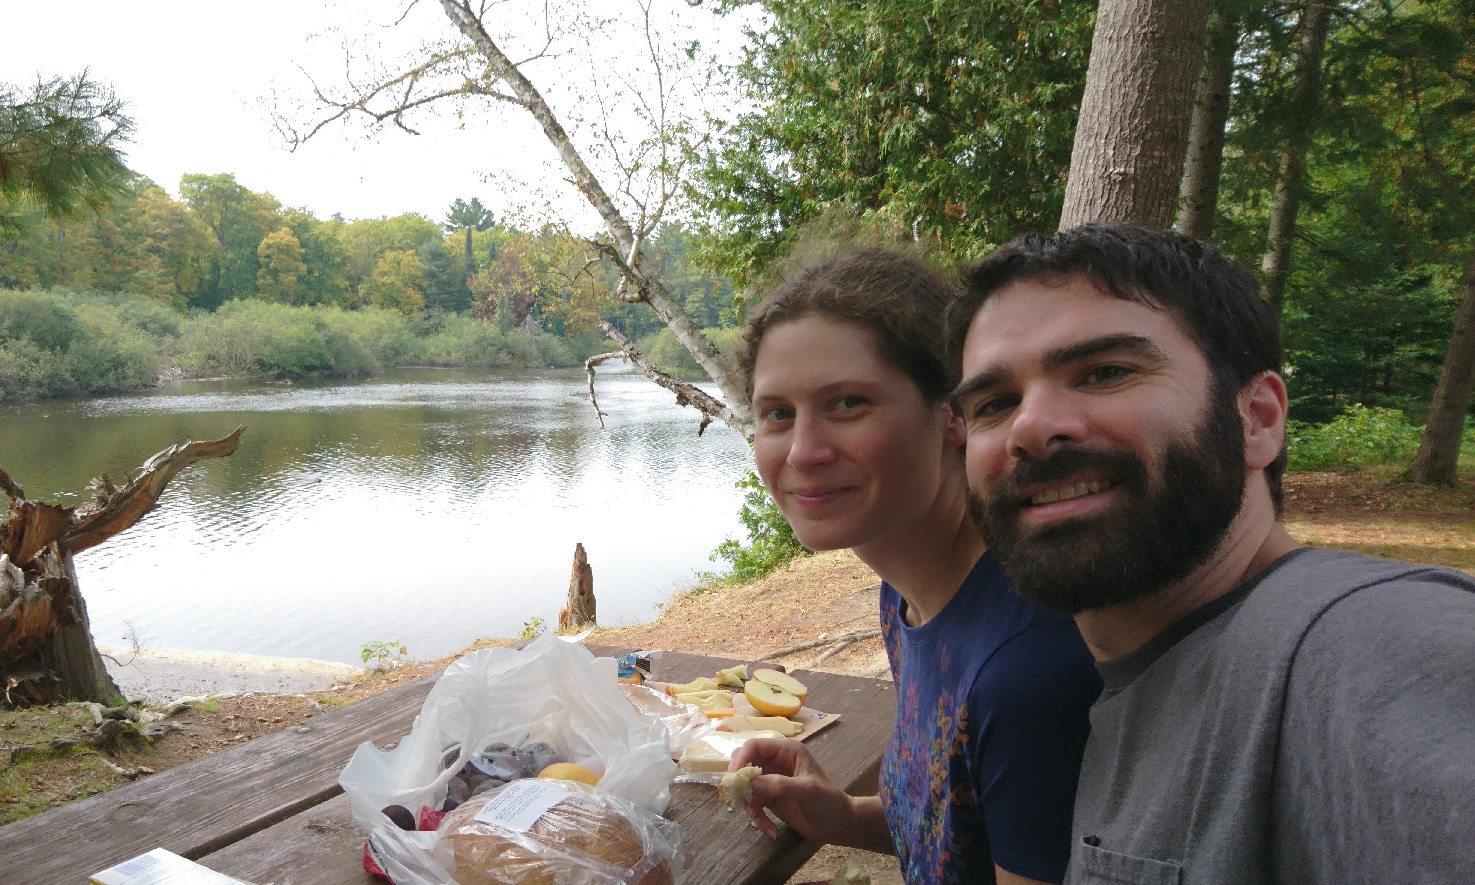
1407, 256, 1475, 485
37, 556, 117, 703
1176, 5, 1242, 240
1260, 0, 1333, 315
1059, 0, 1213, 229
0, 428, 244, 706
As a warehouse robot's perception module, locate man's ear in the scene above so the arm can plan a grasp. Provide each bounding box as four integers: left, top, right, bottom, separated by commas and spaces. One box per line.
1240, 371, 1288, 471
944, 403, 967, 449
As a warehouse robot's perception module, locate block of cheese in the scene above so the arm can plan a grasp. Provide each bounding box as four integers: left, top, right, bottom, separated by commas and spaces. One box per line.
677, 730, 786, 774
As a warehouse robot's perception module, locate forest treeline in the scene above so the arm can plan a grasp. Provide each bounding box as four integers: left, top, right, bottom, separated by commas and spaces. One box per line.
0, 171, 740, 399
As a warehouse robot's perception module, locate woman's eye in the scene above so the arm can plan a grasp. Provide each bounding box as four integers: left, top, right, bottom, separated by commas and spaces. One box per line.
761, 406, 794, 423
836, 395, 867, 410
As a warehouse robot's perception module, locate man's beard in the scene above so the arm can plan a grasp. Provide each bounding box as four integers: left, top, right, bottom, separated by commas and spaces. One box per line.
969, 387, 1247, 614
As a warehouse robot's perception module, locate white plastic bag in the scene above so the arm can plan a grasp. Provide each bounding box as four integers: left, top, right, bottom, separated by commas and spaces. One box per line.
340, 636, 679, 884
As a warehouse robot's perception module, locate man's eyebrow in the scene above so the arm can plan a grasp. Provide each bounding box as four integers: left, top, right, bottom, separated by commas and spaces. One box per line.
951, 368, 1009, 405
1043, 333, 1168, 372
950, 333, 1168, 404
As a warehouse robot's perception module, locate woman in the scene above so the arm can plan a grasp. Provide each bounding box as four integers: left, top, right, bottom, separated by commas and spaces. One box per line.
728, 249, 1101, 885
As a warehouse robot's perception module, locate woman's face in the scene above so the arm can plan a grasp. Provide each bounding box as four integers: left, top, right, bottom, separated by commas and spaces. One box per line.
750, 314, 962, 553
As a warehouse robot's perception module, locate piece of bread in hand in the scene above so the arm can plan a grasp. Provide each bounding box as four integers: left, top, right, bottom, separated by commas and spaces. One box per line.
717, 764, 761, 812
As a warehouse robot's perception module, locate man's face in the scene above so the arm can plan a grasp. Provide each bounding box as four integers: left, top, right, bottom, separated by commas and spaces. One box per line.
955, 275, 1248, 613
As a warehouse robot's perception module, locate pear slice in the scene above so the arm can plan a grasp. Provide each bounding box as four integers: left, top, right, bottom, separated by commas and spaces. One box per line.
751, 668, 808, 701
744, 679, 803, 717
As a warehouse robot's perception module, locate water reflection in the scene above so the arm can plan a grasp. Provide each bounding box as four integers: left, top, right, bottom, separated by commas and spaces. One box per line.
0, 367, 751, 664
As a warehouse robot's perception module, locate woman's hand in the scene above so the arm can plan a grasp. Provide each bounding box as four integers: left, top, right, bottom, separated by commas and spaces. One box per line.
727, 738, 891, 852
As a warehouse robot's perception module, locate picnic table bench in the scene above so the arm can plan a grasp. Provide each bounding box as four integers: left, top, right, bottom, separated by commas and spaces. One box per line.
0, 646, 896, 885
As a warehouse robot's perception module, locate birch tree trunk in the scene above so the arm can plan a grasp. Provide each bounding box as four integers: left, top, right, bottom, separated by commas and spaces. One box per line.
1260, 0, 1333, 315
436, 0, 753, 436
1176, 6, 1242, 240
1059, 0, 1213, 230
1407, 256, 1475, 485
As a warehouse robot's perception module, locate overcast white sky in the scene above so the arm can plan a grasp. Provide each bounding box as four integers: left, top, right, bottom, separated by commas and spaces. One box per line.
1, 0, 755, 228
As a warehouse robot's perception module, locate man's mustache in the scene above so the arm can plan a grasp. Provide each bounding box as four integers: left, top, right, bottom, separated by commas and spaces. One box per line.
991, 446, 1145, 506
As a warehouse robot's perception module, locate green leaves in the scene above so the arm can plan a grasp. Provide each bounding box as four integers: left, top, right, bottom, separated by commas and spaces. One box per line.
693, 0, 1095, 283
0, 73, 133, 236
707, 469, 808, 583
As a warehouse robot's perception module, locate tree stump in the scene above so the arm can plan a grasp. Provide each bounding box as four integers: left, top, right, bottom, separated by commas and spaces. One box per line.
0, 427, 244, 707
557, 543, 596, 632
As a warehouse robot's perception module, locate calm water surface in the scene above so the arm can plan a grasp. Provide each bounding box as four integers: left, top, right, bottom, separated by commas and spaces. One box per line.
0, 367, 752, 665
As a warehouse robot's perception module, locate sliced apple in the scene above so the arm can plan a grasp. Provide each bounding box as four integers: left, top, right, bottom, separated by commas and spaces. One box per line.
744, 679, 803, 717
751, 668, 807, 701
714, 664, 749, 689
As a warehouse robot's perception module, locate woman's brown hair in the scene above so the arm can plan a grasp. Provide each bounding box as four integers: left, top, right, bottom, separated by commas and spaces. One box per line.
738, 248, 960, 406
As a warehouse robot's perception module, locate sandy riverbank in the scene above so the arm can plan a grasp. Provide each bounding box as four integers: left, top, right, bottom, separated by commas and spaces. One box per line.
97, 645, 362, 701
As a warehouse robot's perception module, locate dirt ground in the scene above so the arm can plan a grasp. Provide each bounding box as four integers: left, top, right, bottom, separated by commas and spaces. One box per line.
3, 469, 1473, 883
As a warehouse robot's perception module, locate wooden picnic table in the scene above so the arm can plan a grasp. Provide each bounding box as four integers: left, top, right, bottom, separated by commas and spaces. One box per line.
0, 646, 896, 885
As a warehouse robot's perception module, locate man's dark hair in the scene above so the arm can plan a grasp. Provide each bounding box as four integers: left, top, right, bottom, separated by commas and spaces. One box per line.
945, 223, 1287, 510
739, 248, 958, 406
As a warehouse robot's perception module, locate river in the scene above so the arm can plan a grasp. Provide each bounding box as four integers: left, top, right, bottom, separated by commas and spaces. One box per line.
0, 366, 753, 666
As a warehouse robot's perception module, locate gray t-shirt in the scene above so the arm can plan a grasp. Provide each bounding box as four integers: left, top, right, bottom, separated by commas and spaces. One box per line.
1065, 548, 1475, 885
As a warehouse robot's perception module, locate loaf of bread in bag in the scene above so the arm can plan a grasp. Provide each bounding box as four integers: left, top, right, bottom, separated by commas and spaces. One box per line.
438, 780, 675, 885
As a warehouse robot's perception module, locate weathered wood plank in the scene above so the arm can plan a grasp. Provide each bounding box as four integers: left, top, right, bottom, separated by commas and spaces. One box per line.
0, 674, 439, 885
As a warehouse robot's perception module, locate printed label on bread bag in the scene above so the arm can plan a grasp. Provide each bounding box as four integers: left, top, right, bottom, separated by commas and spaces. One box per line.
472, 779, 569, 832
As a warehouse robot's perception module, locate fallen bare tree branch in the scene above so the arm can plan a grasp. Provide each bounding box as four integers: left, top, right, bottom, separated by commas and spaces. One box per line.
765, 628, 882, 661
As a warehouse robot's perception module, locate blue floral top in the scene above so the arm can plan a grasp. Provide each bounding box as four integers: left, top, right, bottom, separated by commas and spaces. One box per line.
878, 553, 1101, 884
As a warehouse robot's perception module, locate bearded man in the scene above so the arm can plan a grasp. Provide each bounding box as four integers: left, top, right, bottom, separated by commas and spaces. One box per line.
947, 223, 1475, 884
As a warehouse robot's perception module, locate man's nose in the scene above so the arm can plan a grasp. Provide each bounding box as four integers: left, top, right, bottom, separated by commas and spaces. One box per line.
1007, 386, 1088, 461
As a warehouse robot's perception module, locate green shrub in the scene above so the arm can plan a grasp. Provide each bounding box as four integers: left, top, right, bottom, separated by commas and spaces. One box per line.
1286, 404, 1424, 472
0, 338, 73, 399
0, 290, 164, 398
0, 290, 80, 352
636, 327, 743, 379
706, 469, 809, 583
57, 287, 183, 340
419, 316, 510, 365
319, 307, 415, 368
179, 301, 380, 379
65, 304, 160, 392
